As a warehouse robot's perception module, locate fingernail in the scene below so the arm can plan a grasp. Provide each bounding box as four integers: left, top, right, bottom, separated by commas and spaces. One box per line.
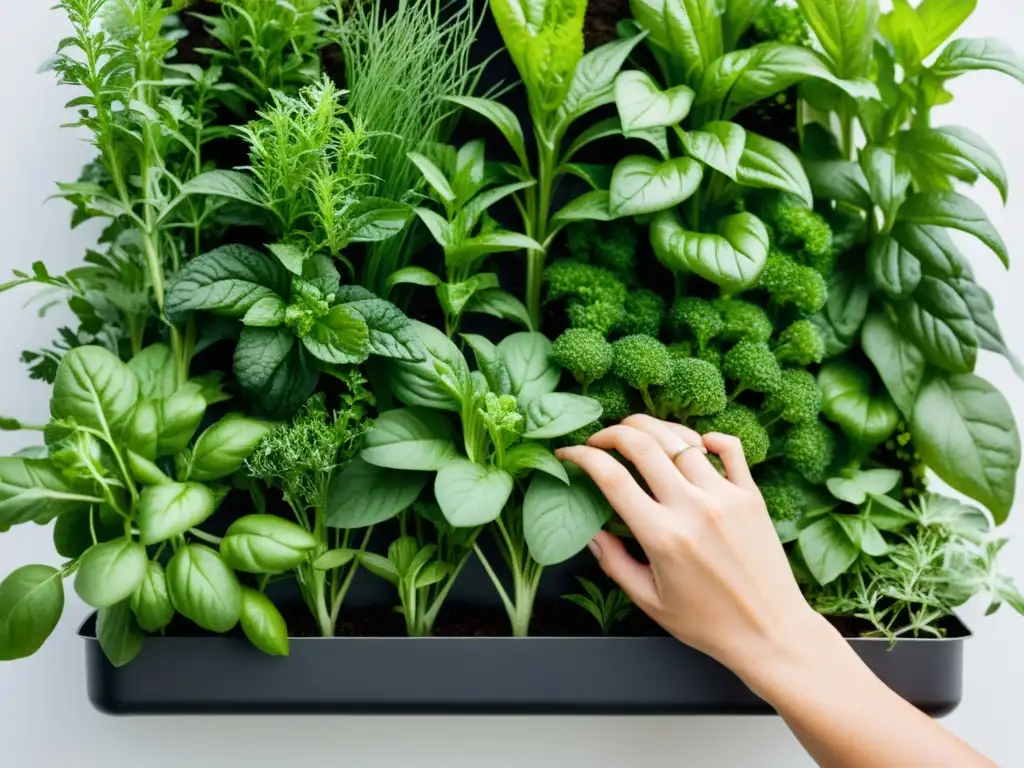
587, 539, 602, 560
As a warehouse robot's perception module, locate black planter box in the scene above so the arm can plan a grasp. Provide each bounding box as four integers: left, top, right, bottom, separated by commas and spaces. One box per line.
80, 614, 968, 716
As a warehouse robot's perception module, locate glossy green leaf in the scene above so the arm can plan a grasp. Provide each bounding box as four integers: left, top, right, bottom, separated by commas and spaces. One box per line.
389, 320, 471, 411
890, 222, 966, 279
524, 467, 613, 566
736, 133, 812, 205
189, 416, 275, 482
347, 198, 413, 244
266, 242, 306, 275
434, 460, 514, 526
834, 515, 889, 557
818, 361, 900, 452
866, 236, 920, 299
242, 296, 287, 327
893, 276, 978, 374
239, 587, 289, 656
522, 393, 603, 439
96, 600, 144, 667
860, 146, 912, 227
897, 126, 1008, 203
955, 278, 1024, 378
824, 265, 871, 342
932, 37, 1024, 85
167, 544, 242, 633
0, 457, 90, 528
498, 332, 560, 402
446, 96, 528, 166
826, 469, 901, 505
326, 458, 428, 529
917, 0, 977, 57
387, 267, 441, 292
461, 334, 512, 396
301, 306, 371, 365
550, 190, 614, 230
51, 346, 139, 435
559, 33, 648, 124
802, 159, 872, 209
898, 191, 1009, 268
463, 289, 534, 331
861, 312, 926, 417
233, 327, 320, 419
0, 565, 64, 660
502, 443, 570, 483
127, 344, 176, 400
180, 169, 262, 207
408, 152, 456, 204
336, 295, 426, 362
445, 232, 541, 268
155, 388, 207, 456
137, 482, 217, 545
794, 0, 879, 78
880, 0, 927, 69
75, 539, 148, 609
723, 0, 770, 49
614, 70, 695, 131
609, 156, 702, 217
631, 0, 721, 86
220, 514, 318, 573
680, 122, 746, 180
131, 561, 175, 633
361, 407, 458, 471
797, 516, 859, 585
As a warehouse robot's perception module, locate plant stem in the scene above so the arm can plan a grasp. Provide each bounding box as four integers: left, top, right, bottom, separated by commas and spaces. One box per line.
524, 132, 559, 329
188, 527, 223, 546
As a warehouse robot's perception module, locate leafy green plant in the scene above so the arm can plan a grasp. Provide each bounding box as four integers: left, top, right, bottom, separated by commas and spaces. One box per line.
562, 577, 634, 636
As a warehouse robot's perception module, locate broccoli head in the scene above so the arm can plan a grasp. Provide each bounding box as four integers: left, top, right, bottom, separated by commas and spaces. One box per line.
764, 368, 821, 424
619, 289, 666, 336
559, 420, 604, 447
784, 420, 836, 484
567, 298, 624, 335
759, 479, 804, 522
670, 297, 724, 349
655, 357, 727, 421
565, 221, 598, 262
564, 221, 638, 281
713, 298, 773, 343
590, 377, 634, 423
759, 250, 828, 316
667, 340, 695, 360
695, 403, 770, 465
697, 345, 721, 368
723, 340, 783, 394
551, 328, 613, 390
760, 193, 833, 272
752, 2, 811, 47
774, 319, 826, 366
612, 334, 672, 409
544, 261, 627, 306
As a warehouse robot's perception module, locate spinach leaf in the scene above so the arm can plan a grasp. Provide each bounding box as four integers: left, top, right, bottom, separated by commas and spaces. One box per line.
165, 245, 288, 323
524, 467, 613, 566
51, 346, 139, 435
326, 458, 428, 529
234, 327, 320, 419
434, 460, 514, 526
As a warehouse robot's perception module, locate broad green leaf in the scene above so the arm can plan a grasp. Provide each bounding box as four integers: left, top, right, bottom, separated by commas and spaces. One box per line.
865, 493, 919, 532
866, 236, 920, 299
408, 152, 456, 204
880, 0, 927, 70
680, 122, 746, 180
559, 33, 648, 124
522, 393, 603, 439
861, 312, 926, 417
165, 245, 288, 323
917, 0, 976, 57
826, 469, 901, 505
434, 460, 514, 526
502, 443, 569, 483
818, 361, 900, 452
188, 415, 275, 482
834, 515, 889, 557
181, 169, 262, 207
932, 37, 1024, 85
912, 372, 1020, 522
890, 222, 966, 279
860, 146, 912, 227
347, 198, 413, 243
497, 332, 560, 402
234, 328, 319, 419
137, 482, 217, 545
563, 117, 624, 163
127, 344, 175, 400
336, 296, 427, 362
898, 193, 1009, 268
0, 457, 90, 528
794, 0, 879, 78
52, 345, 139, 435
723, 0, 769, 49
359, 552, 399, 584
797, 516, 859, 585
96, 600, 144, 667
560, 162, 610, 190
651, 210, 769, 293
802, 159, 872, 209
266, 242, 306, 276
219, 514, 317, 573
445, 232, 542, 268
387, 267, 441, 292
609, 156, 702, 217
0, 565, 64, 660
326, 458, 428, 528
824, 265, 871, 342
127, 450, 172, 487
390, 320, 471, 411
361, 407, 458, 471
75, 539, 148, 609
167, 544, 242, 633
155, 388, 207, 457
302, 306, 371, 365
463, 289, 534, 331
456, 181, 536, 235
736, 133, 812, 205
630, 0, 721, 87
446, 96, 528, 166
53, 506, 120, 559
893, 276, 978, 374
314, 549, 358, 570
956, 278, 1024, 378
131, 561, 174, 633
302, 254, 342, 297
917, 492, 991, 542
523, 466, 613, 566
896, 126, 1008, 203
239, 587, 289, 656
461, 333, 511, 396
614, 70, 695, 131
550, 191, 613, 230
242, 296, 287, 327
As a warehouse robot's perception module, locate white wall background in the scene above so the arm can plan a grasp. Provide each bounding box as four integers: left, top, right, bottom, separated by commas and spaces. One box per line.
1, 3, 1022, 766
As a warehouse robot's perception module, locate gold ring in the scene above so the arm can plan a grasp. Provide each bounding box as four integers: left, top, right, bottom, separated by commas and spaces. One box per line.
670, 444, 695, 463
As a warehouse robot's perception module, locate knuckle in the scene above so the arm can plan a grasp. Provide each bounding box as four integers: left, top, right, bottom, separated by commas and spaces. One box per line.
703, 504, 726, 527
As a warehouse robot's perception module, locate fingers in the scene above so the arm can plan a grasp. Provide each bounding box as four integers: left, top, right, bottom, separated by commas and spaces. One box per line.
623, 414, 725, 492
586, 424, 690, 504
555, 445, 663, 540
702, 432, 756, 490
588, 531, 660, 611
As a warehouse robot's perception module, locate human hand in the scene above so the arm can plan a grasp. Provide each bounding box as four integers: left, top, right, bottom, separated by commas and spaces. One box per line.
555, 414, 840, 694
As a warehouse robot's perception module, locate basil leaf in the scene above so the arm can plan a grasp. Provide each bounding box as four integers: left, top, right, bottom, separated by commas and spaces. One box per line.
361, 407, 458, 471
127, 344, 176, 400
955, 277, 1024, 377
609, 156, 703, 217
463, 289, 534, 331
167, 544, 242, 633
802, 159, 872, 209
890, 221, 966, 279
866, 235, 920, 299
434, 459, 514, 526
861, 312, 926, 417
0, 565, 64, 661
180, 169, 262, 207
818, 361, 900, 452
137, 482, 217, 545
614, 70, 695, 131
219, 514, 318, 573
932, 37, 1024, 85
523, 393, 603, 439
54, 506, 120, 559
912, 372, 1020, 523
893, 275, 978, 374
916, 0, 976, 57
559, 33, 648, 124
797, 516, 859, 585
75, 539, 148, 609
681, 121, 746, 180
165, 245, 288, 323
461, 333, 512, 396
52, 345, 139, 435
826, 468, 901, 505
897, 191, 1009, 268
445, 232, 541, 268
389, 320, 471, 411
96, 600, 144, 668
723, 0, 770, 49
824, 264, 870, 341
497, 332, 560, 403
234, 327, 320, 419
524, 467, 613, 566
835, 515, 889, 557
130, 561, 174, 633
387, 267, 441, 292
446, 96, 528, 167
239, 587, 289, 657
550, 191, 614, 230
736, 133, 812, 205
0, 457, 90, 527
859, 146, 912, 227
896, 125, 1008, 203
502, 443, 570, 484
326, 458, 428, 529
794, 0, 879, 78
188, 416, 275, 482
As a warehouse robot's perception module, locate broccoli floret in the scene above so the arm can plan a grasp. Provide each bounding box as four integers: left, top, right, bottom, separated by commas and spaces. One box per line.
559, 420, 604, 447
544, 261, 627, 305
764, 369, 821, 425
713, 298, 773, 343
655, 357, 727, 421
695, 403, 770, 465
723, 340, 783, 394
612, 334, 672, 410
618, 289, 666, 336
774, 319, 826, 366
752, 1, 811, 47
567, 299, 624, 335
758, 250, 828, 316
590, 377, 633, 423
551, 328, 613, 390
759, 480, 804, 522
565, 221, 598, 262
760, 194, 833, 272
593, 225, 638, 279
697, 345, 721, 368
670, 297, 724, 349
667, 340, 695, 360
784, 421, 836, 484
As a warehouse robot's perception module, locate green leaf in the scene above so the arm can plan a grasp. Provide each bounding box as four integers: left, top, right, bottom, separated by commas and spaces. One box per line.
239, 587, 289, 656
96, 600, 144, 668
917, 0, 976, 57
890, 222, 966, 279
389, 320, 471, 411
361, 407, 458, 471
865, 493, 918, 532
631, 0, 721, 86
932, 37, 1024, 85
609, 156, 702, 217
866, 236, 920, 299
54, 506, 119, 558
337, 296, 426, 362
167, 544, 242, 633
408, 152, 456, 204
181, 169, 262, 207
560, 163, 613, 191
498, 332, 560, 403
0, 457, 89, 527
523, 393, 603, 439
234, 328, 319, 419
614, 70, 695, 131
434, 460, 514, 526
130, 561, 174, 633
818, 361, 900, 452
735, 133, 812, 205
918, 492, 991, 542
880, 0, 928, 70
75, 539, 148, 609
802, 159, 872, 209
826, 469, 901, 505
461, 333, 512, 396
834, 514, 889, 557
314, 548, 358, 570
680, 122, 746, 180
242, 296, 287, 327
794, 0, 879, 78
956, 278, 1024, 377
524, 467, 613, 566
456, 181, 536, 235
326, 458, 427, 529
266, 242, 306, 276
446, 96, 528, 167
911, 372, 1020, 522
51, 345, 139, 435
651, 210, 769, 293
165, 245, 288, 323
188, 416, 275, 482
137, 482, 216, 545
897, 126, 1008, 203
898, 191, 1009, 268
415, 562, 451, 589
463, 289, 534, 331
156, 388, 208, 457
893, 276, 978, 374
797, 516, 859, 585
723, 0, 770, 49
359, 552, 399, 584
387, 267, 441, 292
559, 33, 648, 124
219, 514, 318, 573
127, 344, 175, 400
445, 232, 542, 268
0, 565, 64, 660
861, 312, 926, 417
860, 146, 912, 227
347, 198, 413, 243
301, 306, 371, 365
502, 443, 569, 483
550, 191, 614, 230
824, 264, 871, 341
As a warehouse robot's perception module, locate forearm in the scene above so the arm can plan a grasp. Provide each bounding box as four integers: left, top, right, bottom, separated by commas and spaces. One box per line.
738, 614, 994, 768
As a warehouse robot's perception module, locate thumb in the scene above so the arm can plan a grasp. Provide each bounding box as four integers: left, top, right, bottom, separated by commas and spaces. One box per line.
589, 531, 660, 612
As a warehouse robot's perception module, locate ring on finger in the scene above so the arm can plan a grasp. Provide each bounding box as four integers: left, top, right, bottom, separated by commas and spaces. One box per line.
669, 443, 697, 466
